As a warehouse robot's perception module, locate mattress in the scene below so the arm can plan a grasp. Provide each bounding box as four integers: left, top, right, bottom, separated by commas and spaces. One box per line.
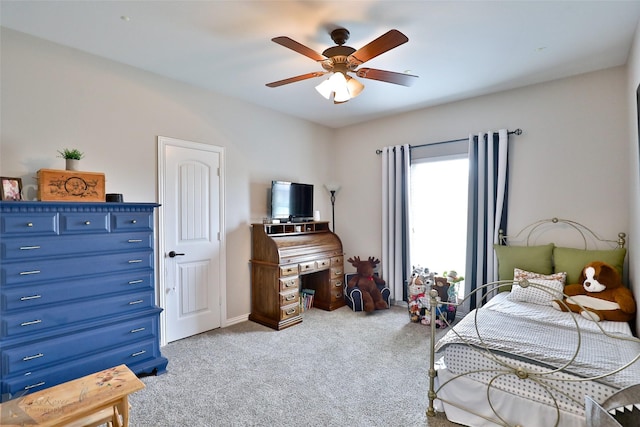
433, 293, 640, 426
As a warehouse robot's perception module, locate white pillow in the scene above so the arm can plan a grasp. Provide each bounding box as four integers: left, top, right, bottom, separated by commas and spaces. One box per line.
513, 267, 566, 284
508, 277, 565, 305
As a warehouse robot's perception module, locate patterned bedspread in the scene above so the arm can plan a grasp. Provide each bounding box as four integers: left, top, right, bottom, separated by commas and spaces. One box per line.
435, 294, 640, 388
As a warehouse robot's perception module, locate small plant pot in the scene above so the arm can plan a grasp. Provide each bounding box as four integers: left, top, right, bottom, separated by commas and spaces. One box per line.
65, 159, 80, 171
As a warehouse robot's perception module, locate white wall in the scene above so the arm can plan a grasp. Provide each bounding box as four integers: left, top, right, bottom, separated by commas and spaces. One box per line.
0, 28, 336, 321
333, 67, 631, 284
626, 22, 640, 335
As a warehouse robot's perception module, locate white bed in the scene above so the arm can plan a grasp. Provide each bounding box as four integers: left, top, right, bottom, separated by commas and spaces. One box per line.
426, 218, 640, 427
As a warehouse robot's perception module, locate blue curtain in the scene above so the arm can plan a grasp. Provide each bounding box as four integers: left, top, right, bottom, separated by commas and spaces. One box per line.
465, 130, 510, 309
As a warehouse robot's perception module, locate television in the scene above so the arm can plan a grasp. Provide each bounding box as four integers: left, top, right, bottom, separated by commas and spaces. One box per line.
270, 181, 314, 222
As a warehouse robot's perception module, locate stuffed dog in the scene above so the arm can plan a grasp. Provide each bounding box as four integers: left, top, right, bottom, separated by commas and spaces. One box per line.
551, 261, 636, 322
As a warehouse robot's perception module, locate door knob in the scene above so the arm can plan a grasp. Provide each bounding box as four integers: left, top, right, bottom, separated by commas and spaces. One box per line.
168, 251, 185, 258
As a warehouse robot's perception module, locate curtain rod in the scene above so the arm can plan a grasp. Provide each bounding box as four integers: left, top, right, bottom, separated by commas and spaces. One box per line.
375, 128, 523, 154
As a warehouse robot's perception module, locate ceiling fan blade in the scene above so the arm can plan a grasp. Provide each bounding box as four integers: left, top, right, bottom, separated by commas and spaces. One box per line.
355, 68, 419, 87
349, 30, 409, 65
266, 72, 327, 88
272, 36, 326, 62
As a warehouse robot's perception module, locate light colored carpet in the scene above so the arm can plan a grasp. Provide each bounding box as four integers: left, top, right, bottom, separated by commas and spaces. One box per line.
129, 305, 461, 426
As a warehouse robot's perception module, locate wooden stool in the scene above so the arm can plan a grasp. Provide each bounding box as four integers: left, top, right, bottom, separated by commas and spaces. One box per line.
0, 365, 144, 427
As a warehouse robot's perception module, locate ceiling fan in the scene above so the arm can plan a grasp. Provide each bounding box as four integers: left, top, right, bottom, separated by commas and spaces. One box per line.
266, 28, 418, 104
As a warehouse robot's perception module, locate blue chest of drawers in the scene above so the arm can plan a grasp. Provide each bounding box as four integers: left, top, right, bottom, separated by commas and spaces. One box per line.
0, 201, 168, 401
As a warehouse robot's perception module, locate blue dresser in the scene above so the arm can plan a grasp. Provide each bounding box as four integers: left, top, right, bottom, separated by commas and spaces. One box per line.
0, 201, 168, 401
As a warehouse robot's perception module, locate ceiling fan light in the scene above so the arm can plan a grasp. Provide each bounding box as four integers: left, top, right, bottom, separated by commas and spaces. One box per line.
315, 78, 333, 99
346, 76, 364, 98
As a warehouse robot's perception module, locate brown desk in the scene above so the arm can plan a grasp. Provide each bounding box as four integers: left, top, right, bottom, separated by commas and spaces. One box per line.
0, 364, 144, 427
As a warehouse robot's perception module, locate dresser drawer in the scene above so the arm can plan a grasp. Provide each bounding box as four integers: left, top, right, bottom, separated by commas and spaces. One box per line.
1, 291, 154, 339
1, 337, 160, 398
280, 302, 300, 321
1, 271, 153, 311
279, 276, 299, 291
329, 285, 343, 302
1, 232, 153, 261
111, 212, 154, 232
59, 212, 109, 234
2, 316, 157, 376
279, 264, 298, 276
1, 212, 58, 236
2, 250, 153, 285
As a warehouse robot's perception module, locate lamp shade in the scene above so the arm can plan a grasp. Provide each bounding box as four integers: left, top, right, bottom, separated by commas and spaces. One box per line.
315, 72, 363, 103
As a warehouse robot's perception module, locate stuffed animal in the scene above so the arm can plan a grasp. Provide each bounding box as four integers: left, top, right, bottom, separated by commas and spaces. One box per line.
346, 256, 388, 312
551, 261, 636, 322
407, 266, 432, 323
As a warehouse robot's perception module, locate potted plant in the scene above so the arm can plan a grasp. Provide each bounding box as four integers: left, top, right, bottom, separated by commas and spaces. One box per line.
57, 148, 84, 171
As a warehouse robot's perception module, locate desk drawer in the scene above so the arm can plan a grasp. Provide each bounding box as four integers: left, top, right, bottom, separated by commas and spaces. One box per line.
331, 277, 344, 292
331, 255, 344, 266
316, 258, 331, 269
279, 290, 299, 306
279, 265, 298, 277
331, 265, 344, 278
1, 213, 58, 236
280, 303, 300, 321
279, 276, 299, 291
299, 261, 316, 273
1, 291, 154, 339
2, 316, 156, 376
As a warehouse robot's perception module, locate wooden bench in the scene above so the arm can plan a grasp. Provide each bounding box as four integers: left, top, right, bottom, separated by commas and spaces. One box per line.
0, 365, 145, 427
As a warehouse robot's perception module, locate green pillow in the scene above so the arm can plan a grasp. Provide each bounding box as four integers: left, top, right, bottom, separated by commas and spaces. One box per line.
493, 243, 554, 281
553, 247, 626, 285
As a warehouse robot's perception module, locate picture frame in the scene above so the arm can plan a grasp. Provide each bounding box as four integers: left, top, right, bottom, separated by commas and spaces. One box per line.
1, 177, 23, 201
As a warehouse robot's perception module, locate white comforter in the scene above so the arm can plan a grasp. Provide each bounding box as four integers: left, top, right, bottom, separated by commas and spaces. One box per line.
435, 293, 640, 388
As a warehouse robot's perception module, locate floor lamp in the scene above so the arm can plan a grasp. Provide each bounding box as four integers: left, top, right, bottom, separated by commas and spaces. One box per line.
324, 183, 341, 232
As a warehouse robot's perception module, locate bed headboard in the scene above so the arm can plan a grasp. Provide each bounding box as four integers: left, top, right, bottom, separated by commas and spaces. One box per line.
494, 217, 627, 285
498, 217, 626, 249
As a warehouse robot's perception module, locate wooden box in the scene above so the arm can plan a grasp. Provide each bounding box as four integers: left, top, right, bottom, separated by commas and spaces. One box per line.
37, 168, 106, 202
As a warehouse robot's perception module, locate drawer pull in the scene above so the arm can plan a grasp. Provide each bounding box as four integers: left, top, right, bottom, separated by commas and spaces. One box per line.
335, 270, 343, 275
20, 295, 42, 301
129, 300, 144, 305
285, 294, 296, 301
27, 222, 33, 227
128, 259, 143, 263
131, 220, 137, 224
130, 327, 146, 333
128, 239, 143, 243
23, 353, 44, 361
84, 221, 91, 225
335, 292, 343, 298
19, 270, 41, 276
285, 282, 296, 288
285, 308, 296, 315
128, 279, 144, 285
131, 350, 146, 357
19, 245, 41, 250
334, 281, 343, 287
21, 319, 42, 326
24, 381, 45, 390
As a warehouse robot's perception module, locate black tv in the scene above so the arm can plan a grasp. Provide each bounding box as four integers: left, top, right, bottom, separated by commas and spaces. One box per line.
270, 181, 314, 222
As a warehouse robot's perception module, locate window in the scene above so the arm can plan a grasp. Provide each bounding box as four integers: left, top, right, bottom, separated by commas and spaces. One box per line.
410, 148, 468, 302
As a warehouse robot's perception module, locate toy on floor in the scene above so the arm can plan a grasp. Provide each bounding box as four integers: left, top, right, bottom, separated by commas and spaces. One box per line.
346, 256, 389, 312
408, 266, 432, 324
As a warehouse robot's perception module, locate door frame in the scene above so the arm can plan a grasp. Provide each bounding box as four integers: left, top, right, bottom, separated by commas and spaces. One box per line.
157, 136, 227, 346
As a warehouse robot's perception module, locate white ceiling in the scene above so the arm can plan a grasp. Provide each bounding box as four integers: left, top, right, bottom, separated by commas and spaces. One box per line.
2, 1, 640, 129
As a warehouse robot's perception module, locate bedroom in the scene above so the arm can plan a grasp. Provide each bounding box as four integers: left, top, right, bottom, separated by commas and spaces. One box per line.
1, 1, 640, 425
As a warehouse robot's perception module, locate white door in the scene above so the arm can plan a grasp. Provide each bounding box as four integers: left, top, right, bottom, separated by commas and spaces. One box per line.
158, 136, 225, 343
